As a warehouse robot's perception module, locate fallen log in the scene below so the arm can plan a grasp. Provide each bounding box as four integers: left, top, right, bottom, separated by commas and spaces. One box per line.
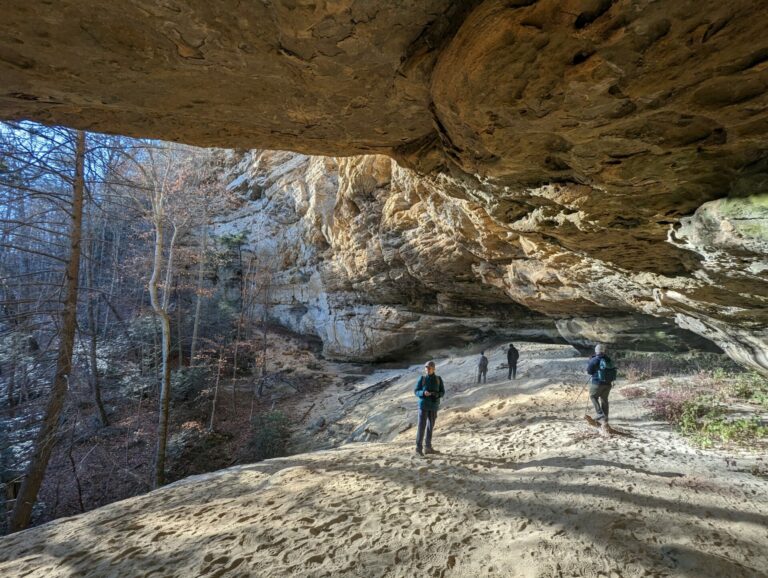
339, 375, 401, 407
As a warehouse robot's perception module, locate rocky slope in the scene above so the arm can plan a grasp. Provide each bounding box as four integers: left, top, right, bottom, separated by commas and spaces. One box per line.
2, 0, 767, 369
2, 344, 766, 578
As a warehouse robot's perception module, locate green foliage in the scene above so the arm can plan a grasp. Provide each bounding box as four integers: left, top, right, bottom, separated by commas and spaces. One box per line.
127, 313, 158, 343
246, 411, 291, 462
678, 395, 725, 435
215, 299, 237, 327
651, 391, 768, 448
728, 371, 768, 408
716, 194, 768, 240
166, 427, 234, 482
171, 366, 211, 403
684, 413, 768, 449
217, 230, 248, 251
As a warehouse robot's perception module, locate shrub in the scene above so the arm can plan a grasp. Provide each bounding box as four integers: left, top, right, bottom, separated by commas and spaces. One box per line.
686, 414, 767, 448
622, 365, 650, 383
645, 389, 697, 422
619, 386, 648, 399
650, 390, 768, 448
246, 411, 291, 462
171, 366, 211, 402
614, 351, 743, 380
678, 395, 725, 436
167, 425, 233, 480
729, 372, 768, 408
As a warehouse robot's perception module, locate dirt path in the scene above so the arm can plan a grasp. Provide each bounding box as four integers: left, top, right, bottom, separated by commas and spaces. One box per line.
2, 344, 767, 577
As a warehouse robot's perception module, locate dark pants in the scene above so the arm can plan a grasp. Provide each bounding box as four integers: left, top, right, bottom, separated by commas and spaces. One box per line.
508, 362, 517, 380
416, 409, 438, 451
478, 368, 487, 383
590, 384, 611, 423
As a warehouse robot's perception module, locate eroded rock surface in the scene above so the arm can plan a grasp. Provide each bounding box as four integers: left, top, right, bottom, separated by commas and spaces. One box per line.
0, 0, 477, 155
213, 150, 764, 368
214, 150, 564, 361
3, 0, 767, 190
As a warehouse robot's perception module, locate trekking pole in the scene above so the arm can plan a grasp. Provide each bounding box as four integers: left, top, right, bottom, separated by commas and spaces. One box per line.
572, 377, 591, 405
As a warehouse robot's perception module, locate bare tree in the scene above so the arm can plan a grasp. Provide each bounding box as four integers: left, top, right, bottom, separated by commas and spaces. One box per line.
129, 144, 208, 487
84, 205, 108, 426
143, 148, 177, 488
189, 205, 208, 366
9, 130, 86, 532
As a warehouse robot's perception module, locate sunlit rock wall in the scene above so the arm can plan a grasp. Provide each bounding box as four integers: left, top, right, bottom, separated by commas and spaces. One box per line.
213, 151, 766, 370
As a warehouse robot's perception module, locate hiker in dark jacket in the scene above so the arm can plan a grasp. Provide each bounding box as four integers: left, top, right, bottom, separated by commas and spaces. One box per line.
414, 360, 445, 456
477, 351, 488, 384
507, 343, 519, 380
587, 344, 617, 433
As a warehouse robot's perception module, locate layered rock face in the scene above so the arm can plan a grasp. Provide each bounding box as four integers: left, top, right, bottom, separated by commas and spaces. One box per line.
1, 0, 767, 368
214, 150, 758, 365
215, 150, 565, 361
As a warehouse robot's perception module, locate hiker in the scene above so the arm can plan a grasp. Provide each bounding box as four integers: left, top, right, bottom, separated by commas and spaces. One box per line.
414, 360, 445, 456
587, 344, 617, 433
477, 351, 488, 384
507, 343, 519, 380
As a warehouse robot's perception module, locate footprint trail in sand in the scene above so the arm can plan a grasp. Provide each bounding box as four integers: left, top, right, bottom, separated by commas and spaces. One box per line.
2, 344, 767, 577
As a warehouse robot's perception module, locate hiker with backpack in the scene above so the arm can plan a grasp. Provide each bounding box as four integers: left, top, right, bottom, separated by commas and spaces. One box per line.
587, 344, 617, 434
477, 351, 489, 384
414, 360, 445, 456
507, 343, 519, 380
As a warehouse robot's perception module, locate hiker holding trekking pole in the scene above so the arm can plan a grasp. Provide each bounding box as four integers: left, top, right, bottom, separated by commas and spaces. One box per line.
586, 344, 617, 435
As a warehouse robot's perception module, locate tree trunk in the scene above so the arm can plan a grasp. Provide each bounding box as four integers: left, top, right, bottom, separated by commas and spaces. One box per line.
9, 130, 86, 532
101, 224, 120, 340
7, 347, 17, 416
208, 350, 223, 432
67, 415, 85, 513
177, 286, 183, 367
153, 310, 172, 488
87, 224, 108, 427
87, 295, 108, 426
189, 215, 207, 365
258, 275, 271, 397
149, 215, 172, 488
231, 319, 241, 412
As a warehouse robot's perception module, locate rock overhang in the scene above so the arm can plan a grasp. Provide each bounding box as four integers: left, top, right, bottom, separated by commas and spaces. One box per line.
2, 0, 767, 371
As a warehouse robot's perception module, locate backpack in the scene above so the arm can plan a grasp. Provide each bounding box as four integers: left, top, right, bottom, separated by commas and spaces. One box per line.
418, 375, 444, 392
508, 348, 519, 362
596, 357, 617, 385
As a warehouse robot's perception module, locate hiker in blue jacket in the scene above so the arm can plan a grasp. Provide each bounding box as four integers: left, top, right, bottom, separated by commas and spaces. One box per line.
587, 344, 617, 433
414, 360, 445, 456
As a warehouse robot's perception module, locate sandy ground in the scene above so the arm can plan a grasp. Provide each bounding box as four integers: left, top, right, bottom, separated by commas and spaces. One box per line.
2, 343, 767, 578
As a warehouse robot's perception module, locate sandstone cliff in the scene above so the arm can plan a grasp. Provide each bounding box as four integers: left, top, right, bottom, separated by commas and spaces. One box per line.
214, 149, 763, 370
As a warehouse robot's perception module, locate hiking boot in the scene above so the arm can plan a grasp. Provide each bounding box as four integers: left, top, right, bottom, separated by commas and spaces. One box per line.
415, 448, 424, 456
424, 448, 440, 455
585, 415, 599, 427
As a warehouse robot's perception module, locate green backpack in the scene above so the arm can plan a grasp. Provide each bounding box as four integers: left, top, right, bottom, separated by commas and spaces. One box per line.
596, 357, 617, 384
